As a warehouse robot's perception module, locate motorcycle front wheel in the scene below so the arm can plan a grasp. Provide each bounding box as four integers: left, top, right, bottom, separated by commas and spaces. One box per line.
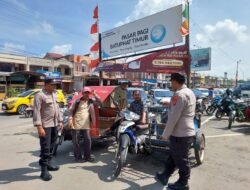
206, 106, 216, 115
215, 110, 223, 119
114, 134, 129, 178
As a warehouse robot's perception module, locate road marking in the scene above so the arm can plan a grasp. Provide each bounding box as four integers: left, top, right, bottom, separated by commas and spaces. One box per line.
201, 116, 215, 126
206, 134, 246, 138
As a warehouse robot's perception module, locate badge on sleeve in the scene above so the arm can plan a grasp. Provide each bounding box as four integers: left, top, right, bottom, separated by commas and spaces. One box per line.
172, 95, 178, 106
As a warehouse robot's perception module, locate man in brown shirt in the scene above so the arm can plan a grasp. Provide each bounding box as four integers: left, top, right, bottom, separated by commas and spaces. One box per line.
113, 81, 128, 110
33, 78, 63, 181
68, 87, 100, 162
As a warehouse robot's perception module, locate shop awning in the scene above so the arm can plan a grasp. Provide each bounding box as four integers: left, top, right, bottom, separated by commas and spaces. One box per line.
69, 86, 117, 105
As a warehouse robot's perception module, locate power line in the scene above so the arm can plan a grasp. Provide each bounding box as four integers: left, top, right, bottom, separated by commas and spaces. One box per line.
0, 1, 85, 39
0, 44, 41, 56
0, 0, 36, 18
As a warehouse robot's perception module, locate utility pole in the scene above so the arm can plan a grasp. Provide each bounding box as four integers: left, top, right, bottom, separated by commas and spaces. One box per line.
235, 60, 241, 87
186, 0, 191, 88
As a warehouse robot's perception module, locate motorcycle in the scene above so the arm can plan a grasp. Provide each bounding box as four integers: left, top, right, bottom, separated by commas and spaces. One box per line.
52, 107, 72, 156
215, 95, 235, 119
195, 97, 207, 114
228, 100, 250, 129
24, 104, 33, 118
113, 109, 153, 178
206, 96, 222, 115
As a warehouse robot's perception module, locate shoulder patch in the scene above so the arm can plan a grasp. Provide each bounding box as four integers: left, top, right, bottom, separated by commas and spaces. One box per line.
172, 95, 179, 106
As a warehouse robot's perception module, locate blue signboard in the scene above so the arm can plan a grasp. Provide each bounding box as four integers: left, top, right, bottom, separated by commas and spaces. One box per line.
142, 79, 157, 84
191, 48, 211, 72
36, 70, 61, 79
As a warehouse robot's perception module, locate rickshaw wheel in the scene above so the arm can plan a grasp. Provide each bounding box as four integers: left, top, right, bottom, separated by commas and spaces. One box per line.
194, 133, 205, 165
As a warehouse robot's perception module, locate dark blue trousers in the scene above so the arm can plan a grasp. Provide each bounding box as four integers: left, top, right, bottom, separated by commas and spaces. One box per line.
163, 136, 194, 184
39, 127, 57, 166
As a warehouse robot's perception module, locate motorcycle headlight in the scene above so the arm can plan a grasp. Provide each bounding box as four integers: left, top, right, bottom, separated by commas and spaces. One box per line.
131, 112, 140, 121
119, 111, 125, 118
124, 112, 140, 121
125, 113, 133, 121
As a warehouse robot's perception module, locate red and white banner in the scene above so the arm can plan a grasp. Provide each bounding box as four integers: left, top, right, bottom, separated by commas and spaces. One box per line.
90, 42, 99, 52
90, 22, 98, 34
93, 6, 98, 19
89, 5, 99, 69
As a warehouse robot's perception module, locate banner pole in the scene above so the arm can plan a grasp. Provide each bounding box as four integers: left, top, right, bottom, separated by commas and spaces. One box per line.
186, 0, 191, 88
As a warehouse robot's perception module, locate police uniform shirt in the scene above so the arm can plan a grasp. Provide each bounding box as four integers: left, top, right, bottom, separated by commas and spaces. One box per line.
162, 85, 196, 139
33, 89, 62, 128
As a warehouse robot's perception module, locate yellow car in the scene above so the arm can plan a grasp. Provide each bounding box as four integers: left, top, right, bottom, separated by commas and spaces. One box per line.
1, 89, 66, 114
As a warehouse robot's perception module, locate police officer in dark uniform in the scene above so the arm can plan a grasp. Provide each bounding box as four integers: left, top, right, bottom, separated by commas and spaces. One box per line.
155, 73, 196, 190
33, 78, 63, 181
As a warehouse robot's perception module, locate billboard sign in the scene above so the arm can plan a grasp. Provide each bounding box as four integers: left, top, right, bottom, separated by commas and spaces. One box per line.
36, 70, 61, 79
101, 5, 183, 60
191, 48, 211, 71
95, 45, 189, 74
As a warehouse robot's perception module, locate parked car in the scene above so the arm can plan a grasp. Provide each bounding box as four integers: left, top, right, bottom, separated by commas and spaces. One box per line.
127, 87, 147, 106
192, 89, 207, 99
233, 82, 250, 97
1, 89, 66, 114
212, 89, 223, 97
149, 89, 173, 104
195, 88, 209, 97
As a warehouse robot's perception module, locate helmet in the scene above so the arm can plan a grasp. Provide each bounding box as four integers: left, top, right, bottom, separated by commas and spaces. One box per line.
226, 89, 232, 96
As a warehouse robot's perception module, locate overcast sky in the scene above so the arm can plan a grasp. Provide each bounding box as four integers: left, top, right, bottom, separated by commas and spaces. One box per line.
0, 0, 249, 79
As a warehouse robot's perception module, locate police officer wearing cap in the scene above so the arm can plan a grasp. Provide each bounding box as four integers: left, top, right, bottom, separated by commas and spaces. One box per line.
33, 78, 63, 181
155, 73, 196, 190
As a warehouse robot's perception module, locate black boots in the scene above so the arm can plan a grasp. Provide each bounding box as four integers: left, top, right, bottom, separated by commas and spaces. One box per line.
168, 181, 189, 190
40, 162, 59, 181
155, 172, 169, 186
47, 162, 60, 171
40, 166, 52, 181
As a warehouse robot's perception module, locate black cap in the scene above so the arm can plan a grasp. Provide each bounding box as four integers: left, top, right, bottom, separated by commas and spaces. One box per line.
44, 78, 59, 84
170, 73, 185, 84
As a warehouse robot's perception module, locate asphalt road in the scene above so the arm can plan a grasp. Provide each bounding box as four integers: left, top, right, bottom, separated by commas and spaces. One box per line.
0, 110, 250, 190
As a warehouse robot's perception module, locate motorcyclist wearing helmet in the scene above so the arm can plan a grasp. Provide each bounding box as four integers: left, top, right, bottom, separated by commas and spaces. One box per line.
225, 88, 233, 97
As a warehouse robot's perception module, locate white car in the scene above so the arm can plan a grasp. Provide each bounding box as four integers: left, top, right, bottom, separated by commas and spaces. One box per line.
149, 89, 173, 105
195, 88, 209, 97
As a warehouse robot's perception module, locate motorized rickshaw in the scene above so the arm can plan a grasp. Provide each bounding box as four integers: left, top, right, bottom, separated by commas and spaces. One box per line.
53, 86, 120, 155
145, 105, 206, 165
